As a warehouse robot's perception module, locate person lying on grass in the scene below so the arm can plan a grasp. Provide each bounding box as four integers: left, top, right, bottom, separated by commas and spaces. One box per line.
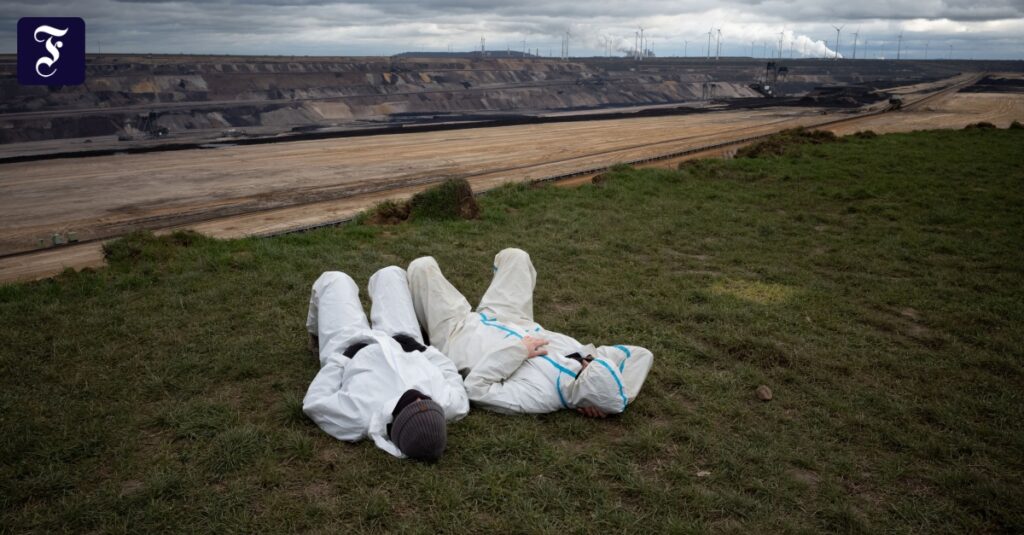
303, 266, 469, 461
408, 248, 653, 417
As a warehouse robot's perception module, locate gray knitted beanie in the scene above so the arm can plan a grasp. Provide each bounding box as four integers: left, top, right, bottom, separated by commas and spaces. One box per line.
390, 399, 447, 461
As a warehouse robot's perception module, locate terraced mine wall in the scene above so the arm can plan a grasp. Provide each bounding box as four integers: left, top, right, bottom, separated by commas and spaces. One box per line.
1, 54, 1021, 144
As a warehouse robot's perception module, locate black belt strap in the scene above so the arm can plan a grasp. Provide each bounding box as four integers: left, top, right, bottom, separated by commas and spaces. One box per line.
343, 334, 427, 358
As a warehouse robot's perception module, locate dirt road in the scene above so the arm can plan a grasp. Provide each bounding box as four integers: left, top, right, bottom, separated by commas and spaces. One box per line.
0, 106, 830, 257
825, 92, 1024, 136
2, 74, 1022, 284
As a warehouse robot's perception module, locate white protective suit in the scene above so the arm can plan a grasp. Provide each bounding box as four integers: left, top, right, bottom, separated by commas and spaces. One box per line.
407, 248, 654, 415
303, 266, 470, 458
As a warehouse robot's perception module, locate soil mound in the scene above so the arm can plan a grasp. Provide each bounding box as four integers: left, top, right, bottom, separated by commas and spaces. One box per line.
737, 128, 839, 158
365, 178, 479, 225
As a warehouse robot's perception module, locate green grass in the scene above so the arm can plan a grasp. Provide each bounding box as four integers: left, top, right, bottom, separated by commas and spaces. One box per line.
2, 129, 1023, 533
408, 177, 479, 221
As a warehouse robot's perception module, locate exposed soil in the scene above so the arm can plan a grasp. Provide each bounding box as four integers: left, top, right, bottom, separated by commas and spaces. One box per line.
2, 72, 1022, 283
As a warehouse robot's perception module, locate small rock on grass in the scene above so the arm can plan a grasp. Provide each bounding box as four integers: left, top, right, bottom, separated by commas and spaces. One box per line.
756, 385, 773, 402
697, 470, 711, 478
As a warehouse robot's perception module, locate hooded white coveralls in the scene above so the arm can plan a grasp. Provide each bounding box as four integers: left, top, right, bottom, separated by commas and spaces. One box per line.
303, 266, 469, 458
407, 248, 654, 415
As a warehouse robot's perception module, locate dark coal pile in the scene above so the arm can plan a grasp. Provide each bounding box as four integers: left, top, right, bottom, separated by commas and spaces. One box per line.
798, 85, 887, 108
959, 76, 1024, 94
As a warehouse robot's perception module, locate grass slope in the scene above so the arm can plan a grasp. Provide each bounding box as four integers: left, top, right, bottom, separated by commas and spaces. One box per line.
2, 129, 1023, 533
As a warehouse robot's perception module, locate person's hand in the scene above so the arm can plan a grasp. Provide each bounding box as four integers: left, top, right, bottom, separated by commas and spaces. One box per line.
577, 406, 607, 418
522, 336, 549, 358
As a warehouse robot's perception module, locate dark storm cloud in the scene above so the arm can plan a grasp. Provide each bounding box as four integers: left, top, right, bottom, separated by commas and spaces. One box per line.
0, 0, 1021, 58
105, 0, 1024, 21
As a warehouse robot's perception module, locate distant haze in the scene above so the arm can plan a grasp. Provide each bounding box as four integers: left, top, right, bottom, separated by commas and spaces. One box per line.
1, 0, 1022, 60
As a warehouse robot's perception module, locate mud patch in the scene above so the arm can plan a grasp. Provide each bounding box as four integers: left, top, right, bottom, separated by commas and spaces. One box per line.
722, 338, 792, 368
786, 468, 822, 487
303, 481, 334, 500
861, 306, 942, 347
119, 479, 145, 497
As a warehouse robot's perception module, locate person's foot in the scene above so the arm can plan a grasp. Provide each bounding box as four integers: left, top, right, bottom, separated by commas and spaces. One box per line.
307, 333, 319, 357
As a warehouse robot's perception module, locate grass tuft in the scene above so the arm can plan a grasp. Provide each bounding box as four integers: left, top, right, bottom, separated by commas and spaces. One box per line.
102, 230, 210, 265
963, 121, 997, 130
736, 127, 840, 158
364, 199, 411, 226
363, 178, 480, 225
275, 392, 310, 428
156, 401, 239, 440
203, 425, 272, 476
850, 130, 879, 139
409, 177, 480, 221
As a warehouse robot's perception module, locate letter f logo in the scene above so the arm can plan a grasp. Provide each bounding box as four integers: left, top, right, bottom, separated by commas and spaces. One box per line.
18, 17, 85, 86
34, 25, 70, 78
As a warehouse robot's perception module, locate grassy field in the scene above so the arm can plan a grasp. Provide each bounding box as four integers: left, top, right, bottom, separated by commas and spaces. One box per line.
2, 128, 1023, 533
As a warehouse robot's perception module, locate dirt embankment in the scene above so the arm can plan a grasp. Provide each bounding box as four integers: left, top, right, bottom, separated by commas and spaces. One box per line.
3, 69, 1023, 282
0, 57, 756, 143
4, 55, 1020, 145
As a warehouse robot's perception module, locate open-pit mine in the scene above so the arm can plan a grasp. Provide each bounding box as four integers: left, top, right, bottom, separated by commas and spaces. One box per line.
2, 54, 1023, 282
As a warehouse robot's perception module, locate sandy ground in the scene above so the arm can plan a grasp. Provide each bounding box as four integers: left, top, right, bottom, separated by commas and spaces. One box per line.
2, 73, 1021, 284
0, 107, 831, 256
826, 92, 1024, 135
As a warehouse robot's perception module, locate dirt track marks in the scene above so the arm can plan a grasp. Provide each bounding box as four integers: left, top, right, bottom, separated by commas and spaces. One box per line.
3, 74, 1023, 283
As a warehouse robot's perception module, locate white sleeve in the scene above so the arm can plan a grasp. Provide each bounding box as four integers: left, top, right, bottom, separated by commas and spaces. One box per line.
463, 339, 537, 414
302, 354, 369, 442
422, 346, 470, 422
594, 345, 654, 403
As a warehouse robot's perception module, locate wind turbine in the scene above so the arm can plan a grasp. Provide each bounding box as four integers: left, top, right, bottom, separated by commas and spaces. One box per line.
715, 28, 722, 60
832, 25, 844, 59
948, 43, 953, 60
896, 33, 903, 60
925, 40, 930, 59
852, 28, 860, 59
778, 31, 785, 59
706, 27, 713, 60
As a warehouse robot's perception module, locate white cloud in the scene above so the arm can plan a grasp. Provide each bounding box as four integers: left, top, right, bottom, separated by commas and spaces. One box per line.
0, 0, 1020, 58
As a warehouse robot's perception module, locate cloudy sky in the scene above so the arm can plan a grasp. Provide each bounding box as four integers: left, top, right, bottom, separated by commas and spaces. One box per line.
2, 0, 1022, 59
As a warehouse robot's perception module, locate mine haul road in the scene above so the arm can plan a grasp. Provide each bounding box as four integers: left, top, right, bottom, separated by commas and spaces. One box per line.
2, 72, 1022, 284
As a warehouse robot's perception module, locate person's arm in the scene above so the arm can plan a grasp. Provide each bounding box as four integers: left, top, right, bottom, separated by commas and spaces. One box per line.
421, 346, 470, 421
463, 336, 549, 414
302, 353, 369, 441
